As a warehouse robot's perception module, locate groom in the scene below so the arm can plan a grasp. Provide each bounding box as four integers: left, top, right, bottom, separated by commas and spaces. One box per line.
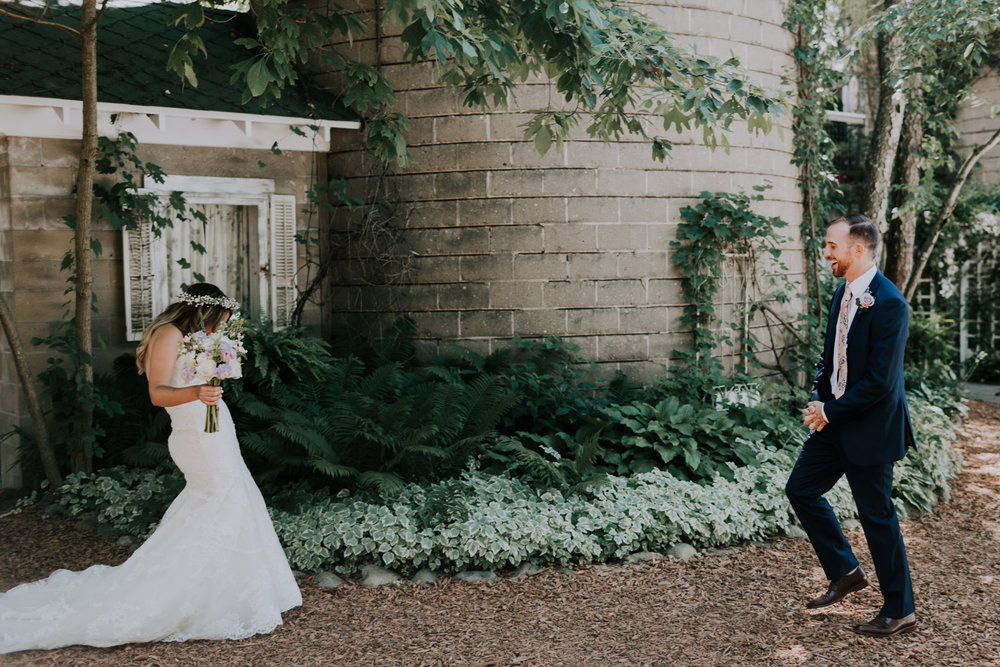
785, 215, 917, 637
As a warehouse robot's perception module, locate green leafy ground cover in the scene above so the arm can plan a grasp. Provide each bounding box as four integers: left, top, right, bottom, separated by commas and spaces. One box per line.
41, 325, 963, 575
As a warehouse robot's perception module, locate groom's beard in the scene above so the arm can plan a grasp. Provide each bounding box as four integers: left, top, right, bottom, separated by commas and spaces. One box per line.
830, 258, 849, 278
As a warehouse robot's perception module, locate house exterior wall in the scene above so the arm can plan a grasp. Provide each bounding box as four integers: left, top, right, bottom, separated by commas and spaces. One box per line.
0, 134, 323, 487
955, 68, 1000, 185
322, 0, 803, 379
0, 135, 20, 486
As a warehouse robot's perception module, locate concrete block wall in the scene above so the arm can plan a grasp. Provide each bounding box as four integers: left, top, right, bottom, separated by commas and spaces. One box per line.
323, 0, 804, 379
0, 135, 325, 487
955, 68, 1000, 186
0, 135, 21, 487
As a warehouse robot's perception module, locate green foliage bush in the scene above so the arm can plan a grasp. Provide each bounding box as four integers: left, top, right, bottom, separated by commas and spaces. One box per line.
905, 312, 960, 387
55, 322, 895, 501
56, 466, 184, 538
28, 315, 965, 518
429, 336, 621, 435
430, 335, 812, 488
235, 359, 518, 494
595, 396, 764, 480
20, 310, 814, 497
892, 394, 964, 516
226, 320, 520, 494
54, 386, 962, 574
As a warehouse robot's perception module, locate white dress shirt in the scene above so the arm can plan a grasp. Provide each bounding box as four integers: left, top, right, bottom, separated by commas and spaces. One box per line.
821, 264, 878, 423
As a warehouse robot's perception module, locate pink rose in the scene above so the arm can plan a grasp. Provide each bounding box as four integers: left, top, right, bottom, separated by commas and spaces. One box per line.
859, 292, 875, 309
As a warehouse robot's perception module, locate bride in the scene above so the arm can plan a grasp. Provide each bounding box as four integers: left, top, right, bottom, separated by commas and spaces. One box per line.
0, 283, 302, 653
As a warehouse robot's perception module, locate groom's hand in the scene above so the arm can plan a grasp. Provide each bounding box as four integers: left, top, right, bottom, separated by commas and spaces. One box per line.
802, 401, 828, 432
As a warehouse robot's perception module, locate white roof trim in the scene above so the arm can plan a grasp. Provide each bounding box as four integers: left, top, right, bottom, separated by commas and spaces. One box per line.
0, 95, 360, 152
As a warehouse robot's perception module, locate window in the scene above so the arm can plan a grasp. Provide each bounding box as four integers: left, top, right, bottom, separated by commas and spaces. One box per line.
123, 176, 297, 341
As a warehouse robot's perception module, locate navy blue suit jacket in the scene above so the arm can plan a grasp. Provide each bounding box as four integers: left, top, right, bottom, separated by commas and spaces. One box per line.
811, 271, 915, 466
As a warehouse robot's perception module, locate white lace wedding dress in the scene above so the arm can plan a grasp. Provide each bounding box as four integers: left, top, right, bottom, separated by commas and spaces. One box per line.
0, 359, 302, 653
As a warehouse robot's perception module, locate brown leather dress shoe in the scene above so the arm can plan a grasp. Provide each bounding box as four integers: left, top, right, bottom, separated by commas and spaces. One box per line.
853, 612, 917, 636
806, 566, 870, 609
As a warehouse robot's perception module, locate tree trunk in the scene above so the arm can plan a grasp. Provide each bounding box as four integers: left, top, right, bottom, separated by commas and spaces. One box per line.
904, 124, 1000, 302
70, 0, 98, 474
0, 295, 62, 488
861, 0, 905, 236
803, 161, 825, 325
883, 102, 924, 288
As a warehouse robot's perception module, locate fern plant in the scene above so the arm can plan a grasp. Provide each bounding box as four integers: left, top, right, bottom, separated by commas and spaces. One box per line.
237, 319, 339, 393
429, 335, 633, 435
482, 419, 609, 492
230, 356, 520, 494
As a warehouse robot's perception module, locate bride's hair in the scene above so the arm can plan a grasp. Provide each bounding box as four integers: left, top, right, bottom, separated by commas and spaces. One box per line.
135, 283, 234, 375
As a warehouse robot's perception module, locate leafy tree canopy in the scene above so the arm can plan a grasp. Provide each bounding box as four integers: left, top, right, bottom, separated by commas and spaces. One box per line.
168, 0, 787, 165
863, 0, 999, 76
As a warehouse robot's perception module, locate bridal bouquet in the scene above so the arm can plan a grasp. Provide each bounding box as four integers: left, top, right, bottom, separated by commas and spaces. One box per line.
177, 315, 246, 432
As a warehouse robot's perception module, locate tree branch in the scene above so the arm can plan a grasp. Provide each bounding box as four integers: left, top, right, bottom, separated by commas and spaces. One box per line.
0, 2, 80, 40
904, 123, 1000, 301
753, 303, 809, 346
0, 295, 62, 488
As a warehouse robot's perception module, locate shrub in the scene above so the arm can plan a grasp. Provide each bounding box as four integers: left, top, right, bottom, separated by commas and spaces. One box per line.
232, 356, 519, 494
54, 386, 963, 574
429, 336, 624, 435
594, 395, 767, 480
892, 393, 964, 516
905, 312, 961, 390
56, 467, 185, 538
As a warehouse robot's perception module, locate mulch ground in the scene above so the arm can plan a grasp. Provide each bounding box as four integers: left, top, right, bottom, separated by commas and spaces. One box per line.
2, 401, 999, 666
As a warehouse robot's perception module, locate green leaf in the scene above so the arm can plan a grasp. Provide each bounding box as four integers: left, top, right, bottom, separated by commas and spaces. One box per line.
246, 59, 271, 98
183, 62, 198, 88
534, 124, 553, 155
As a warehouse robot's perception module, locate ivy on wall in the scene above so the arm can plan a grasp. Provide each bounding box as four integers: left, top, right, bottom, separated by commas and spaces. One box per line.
671, 186, 811, 386
783, 0, 847, 327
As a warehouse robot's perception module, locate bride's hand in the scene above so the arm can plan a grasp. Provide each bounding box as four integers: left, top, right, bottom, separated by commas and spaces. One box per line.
195, 385, 223, 406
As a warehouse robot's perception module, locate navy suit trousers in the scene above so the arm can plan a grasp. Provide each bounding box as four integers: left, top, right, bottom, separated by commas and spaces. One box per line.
785, 424, 915, 618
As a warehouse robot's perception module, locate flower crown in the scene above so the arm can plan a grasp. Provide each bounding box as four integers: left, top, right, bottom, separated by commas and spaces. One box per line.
175, 292, 240, 311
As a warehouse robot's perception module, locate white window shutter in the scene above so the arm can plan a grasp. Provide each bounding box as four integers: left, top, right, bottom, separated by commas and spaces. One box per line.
122, 218, 155, 341
269, 194, 298, 328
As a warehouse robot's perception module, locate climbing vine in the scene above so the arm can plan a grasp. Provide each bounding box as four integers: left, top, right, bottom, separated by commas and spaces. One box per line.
92, 130, 194, 239
29, 131, 199, 474
672, 186, 813, 387
784, 0, 848, 327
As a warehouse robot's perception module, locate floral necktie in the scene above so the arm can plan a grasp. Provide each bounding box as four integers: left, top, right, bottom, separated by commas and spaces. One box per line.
834, 285, 852, 398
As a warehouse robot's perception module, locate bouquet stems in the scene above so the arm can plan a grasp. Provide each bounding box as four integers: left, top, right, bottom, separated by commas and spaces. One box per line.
204, 378, 221, 433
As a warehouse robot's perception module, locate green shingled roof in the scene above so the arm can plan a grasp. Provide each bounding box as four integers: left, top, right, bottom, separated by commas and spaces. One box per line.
0, 2, 352, 121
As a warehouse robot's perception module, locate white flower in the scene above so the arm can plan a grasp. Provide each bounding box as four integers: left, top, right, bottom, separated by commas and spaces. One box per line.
856, 290, 875, 311
975, 212, 1000, 236
177, 326, 246, 389
195, 353, 217, 382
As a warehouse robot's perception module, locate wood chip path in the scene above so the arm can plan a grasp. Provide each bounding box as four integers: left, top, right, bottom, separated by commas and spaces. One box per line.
2, 401, 999, 666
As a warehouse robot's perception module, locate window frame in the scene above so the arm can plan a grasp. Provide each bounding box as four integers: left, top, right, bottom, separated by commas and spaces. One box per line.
123, 176, 297, 341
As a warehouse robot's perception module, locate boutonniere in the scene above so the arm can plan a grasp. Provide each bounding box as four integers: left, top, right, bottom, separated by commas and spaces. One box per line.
855, 290, 875, 312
